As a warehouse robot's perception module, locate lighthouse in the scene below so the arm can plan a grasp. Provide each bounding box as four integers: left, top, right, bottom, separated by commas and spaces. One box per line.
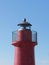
12, 18, 37, 65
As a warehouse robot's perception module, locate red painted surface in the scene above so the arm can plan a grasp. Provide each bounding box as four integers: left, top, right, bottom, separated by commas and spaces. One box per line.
14, 46, 35, 65
12, 29, 36, 65
17, 30, 32, 41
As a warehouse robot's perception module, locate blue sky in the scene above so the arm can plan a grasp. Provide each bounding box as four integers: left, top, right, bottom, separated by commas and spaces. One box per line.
0, 0, 49, 65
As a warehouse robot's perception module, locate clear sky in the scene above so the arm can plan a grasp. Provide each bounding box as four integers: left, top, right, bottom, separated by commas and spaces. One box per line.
0, 0, 49, 65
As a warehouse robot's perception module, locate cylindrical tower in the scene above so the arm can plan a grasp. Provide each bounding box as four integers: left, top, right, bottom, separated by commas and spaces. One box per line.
12, 19, 37, 65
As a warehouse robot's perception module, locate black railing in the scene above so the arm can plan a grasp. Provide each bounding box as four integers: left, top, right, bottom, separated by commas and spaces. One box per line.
12, 30, 37, 43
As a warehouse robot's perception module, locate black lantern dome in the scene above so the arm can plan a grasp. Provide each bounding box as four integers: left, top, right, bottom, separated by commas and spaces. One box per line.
17, 18, 32, 30
17, 18, 32, 26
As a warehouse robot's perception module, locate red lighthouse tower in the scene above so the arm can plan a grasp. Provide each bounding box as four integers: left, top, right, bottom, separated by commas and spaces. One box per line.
12, 19, 37, 65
